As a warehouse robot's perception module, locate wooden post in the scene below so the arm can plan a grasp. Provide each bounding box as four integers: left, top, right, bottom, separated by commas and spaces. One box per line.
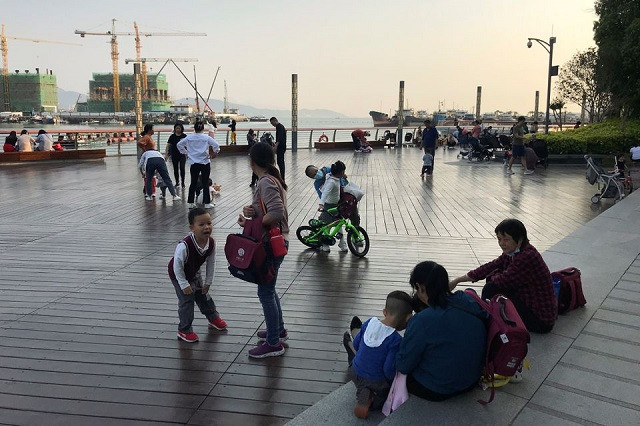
291, 74, 298, 152
534, 90, 540, 121
134, 63, 142, 160
475, 86, 482, 120
397, 81, 404, 149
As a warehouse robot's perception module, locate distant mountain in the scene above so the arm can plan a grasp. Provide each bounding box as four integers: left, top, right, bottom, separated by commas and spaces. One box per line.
58, 88, 87, 111
174, 98, 348, 118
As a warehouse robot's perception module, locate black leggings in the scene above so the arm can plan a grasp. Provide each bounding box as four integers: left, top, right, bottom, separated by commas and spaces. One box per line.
407, 374, 476, 402
188, 163, 211, 204
171, 154, 186, 187
277, 150, 285, 181
481, 280, 553, 334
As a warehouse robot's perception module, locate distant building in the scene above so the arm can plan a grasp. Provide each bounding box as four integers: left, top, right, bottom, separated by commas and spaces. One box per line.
87, 73, 172, 112
170, 104, 193, 114
0, 68, 58, 113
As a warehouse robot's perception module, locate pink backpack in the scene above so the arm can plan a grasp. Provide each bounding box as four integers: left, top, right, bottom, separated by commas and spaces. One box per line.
464, 289, 530, 404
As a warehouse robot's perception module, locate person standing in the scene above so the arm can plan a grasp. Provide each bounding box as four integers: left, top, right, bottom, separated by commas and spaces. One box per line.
421, 120, 438, 173
228, 119, 237, 145
247, 129, 259, 187
237, 142, 289, 358
177, 120, 220, 209
270, 116, 287, 181
138, 145, 180, 201
507, 116, 529, 175
165, 123, 187, 190
137, 124, 155, 152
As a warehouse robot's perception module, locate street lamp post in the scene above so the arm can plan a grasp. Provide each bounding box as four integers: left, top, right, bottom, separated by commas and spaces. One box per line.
527, 36, 557, 134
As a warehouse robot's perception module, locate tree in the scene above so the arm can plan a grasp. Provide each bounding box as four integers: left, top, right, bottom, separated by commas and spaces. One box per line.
549, 98, 566, 130
594, 0, 640, 119
556, 48, 611, 123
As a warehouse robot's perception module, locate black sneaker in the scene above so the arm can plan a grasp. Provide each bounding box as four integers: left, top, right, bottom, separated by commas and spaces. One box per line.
350, 316, 362, 336
343, 331, 356, 366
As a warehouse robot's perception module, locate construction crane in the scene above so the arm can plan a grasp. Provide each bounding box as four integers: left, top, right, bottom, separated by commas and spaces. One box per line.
1, 24, 82, 111
75, 19, 205, 112
133, 22, 148, 97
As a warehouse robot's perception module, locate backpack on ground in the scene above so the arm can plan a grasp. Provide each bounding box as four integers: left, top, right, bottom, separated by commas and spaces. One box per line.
551, 267, 586, 314
464, 289, 530, 404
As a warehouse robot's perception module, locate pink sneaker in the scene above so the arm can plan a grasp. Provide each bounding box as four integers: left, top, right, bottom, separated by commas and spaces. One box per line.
248, 342, 285, 358
208, 317, 227, 330
177, 331, 199, 342
256, 328, 288, 343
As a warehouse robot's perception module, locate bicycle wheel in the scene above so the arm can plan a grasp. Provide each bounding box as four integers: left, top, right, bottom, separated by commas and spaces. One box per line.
347, 226, 370, 257
296, 225, 321, 248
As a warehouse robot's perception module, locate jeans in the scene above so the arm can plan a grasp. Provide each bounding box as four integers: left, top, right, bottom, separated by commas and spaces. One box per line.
257, 241, 288, 345
145, 157, 176, 197
171, 154, 186, 187
171, 273, 220, 333
276, 150, 285, 181
188, 163, 211, 204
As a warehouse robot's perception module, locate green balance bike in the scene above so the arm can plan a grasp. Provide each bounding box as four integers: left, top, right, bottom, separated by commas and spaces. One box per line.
296, 205, 370, 257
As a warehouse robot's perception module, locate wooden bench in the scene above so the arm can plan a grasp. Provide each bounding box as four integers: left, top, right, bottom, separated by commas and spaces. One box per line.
218, 144, 249, 155
314, 140, 388, 150
0, 149, 106, 163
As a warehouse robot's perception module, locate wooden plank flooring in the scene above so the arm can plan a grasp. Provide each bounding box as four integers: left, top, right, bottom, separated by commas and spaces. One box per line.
0, 147, 609, 424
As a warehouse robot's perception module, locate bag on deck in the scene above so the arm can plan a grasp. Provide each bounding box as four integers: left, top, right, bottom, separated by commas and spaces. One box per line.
551, 267, 586, 314
464, 289, 530, 404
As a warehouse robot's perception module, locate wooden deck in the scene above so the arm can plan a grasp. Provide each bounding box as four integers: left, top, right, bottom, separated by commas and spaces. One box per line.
0, 147, 609, 425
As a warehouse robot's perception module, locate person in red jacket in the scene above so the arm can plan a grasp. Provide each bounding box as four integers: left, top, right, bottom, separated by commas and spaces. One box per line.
449, 218, 556, 333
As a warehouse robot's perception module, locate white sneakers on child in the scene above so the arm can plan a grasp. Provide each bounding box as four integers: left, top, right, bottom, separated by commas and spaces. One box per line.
338, 237, 348, 252
145, 195, 152, 201
173, 195, 181, 201
319, 245, 330, 252
204, 203, 214, 208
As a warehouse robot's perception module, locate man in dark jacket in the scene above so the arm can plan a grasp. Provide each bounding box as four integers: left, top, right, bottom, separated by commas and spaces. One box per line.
270, 117, 287, 181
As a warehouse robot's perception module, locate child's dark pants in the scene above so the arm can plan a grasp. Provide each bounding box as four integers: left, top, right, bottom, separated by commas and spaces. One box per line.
171, 273, 219, 332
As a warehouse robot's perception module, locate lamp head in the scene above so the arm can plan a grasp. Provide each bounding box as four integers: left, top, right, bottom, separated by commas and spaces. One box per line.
527, 40, 533, 48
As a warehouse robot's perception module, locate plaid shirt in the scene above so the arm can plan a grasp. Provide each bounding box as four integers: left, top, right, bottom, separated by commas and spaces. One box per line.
468, 242, 557, 326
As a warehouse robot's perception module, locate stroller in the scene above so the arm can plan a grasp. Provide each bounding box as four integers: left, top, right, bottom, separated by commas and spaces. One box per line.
458, 138, 493, 161
530, 137, 549, 169
585, 155, 625, 204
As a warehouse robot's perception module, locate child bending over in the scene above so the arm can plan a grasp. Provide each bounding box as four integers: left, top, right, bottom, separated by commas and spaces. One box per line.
349, 291, 413, 419
168, 208, 227, 342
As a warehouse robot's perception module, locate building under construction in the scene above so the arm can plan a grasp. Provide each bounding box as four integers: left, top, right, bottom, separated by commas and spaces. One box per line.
0, 68, 58, 113
87, 72, 171, 112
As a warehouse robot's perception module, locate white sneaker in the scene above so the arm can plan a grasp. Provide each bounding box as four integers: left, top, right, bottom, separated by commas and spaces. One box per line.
524, 170, 534, 175
145, 196, 152, 201
509, 371, 524, 383
319, 245, 330, 252
337, 238, 348, 252
204, 203, 214, 208
173, 195, 181, 201
151, 194, 156, 198
507, 169, 515, 175
187, 203, 196, 208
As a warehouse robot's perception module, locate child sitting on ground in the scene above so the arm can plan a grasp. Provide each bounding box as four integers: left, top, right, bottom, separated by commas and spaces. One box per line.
347, 291, 413, 419
168, 207, 227, 342
421, 152, 433, 177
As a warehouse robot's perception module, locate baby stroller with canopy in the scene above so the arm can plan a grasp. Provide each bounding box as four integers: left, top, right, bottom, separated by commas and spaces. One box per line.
530, 137, 549, 169
457, 137, 493, 161
585, 155, 625, 204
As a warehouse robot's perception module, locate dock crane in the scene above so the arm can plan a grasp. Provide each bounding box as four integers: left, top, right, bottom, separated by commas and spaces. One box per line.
75, 19, 205, 112
1, 24, 82, 111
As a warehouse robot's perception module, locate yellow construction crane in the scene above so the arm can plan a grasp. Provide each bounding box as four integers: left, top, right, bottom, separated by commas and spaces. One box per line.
75, 19, 205, 112
1, 24, 82, 111
133, 22, 148, 97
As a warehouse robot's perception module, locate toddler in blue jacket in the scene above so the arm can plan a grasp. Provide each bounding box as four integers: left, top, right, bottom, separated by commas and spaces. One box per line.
350, 290, 413, 419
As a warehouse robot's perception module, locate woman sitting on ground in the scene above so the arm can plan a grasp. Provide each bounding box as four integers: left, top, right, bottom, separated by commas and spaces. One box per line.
449, 218, 556, 333
395, 261, 487, 401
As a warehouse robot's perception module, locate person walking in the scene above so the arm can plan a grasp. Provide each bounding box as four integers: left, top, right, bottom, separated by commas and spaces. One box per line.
177, 120, 220, 209
165, 123, 187, 190
237, 142, 289, 358
507, 116, 529, 175
270, 116, 287, 181
421, 120, 438, 173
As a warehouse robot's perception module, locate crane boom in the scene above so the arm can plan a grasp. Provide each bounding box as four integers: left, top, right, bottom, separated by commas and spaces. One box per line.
75, 20, 206, 113
133, 22, 148, 97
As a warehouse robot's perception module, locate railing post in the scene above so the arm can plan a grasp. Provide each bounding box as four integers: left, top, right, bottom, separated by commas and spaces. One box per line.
157, 131, 161, 152
332, 129, 337, 142
375, 129, 379, 141
309, 129, 313, 148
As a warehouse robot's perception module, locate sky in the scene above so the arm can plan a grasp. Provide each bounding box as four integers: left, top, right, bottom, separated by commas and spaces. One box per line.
3, 0, 597, 116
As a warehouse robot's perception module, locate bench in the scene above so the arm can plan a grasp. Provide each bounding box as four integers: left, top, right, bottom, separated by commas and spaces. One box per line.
289, 190, 640, 425
315, 140, 388, 150
219, 144, 249, 155
0, 149, 106, 163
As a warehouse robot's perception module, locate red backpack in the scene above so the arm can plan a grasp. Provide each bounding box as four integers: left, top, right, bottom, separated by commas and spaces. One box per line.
463, 289, 530, 404
552, 268, 586, 314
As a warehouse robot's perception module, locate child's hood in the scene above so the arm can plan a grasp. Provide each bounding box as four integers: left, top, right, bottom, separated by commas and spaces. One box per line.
363, 317, 395, 348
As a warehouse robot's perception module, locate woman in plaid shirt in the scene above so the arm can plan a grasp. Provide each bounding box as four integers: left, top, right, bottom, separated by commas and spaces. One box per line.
449, 219, 556, 333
